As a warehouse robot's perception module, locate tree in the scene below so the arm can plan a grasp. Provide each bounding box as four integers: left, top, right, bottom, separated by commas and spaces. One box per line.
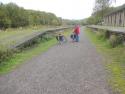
93, 0, 111, 20
91, 0, 116, 25
93, 0, 116, 13
0, 2, 62, 29
5, 3, 29, 27
0, 3, 11, 28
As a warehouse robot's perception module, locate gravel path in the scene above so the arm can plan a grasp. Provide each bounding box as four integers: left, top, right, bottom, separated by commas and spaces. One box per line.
0, 27, 111, 94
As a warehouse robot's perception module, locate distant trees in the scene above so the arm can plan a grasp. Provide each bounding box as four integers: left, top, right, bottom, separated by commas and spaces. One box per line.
5, 3, 29, 27
62, 19, 82, 25
0, 3, 11, 28
86, 0, 116, 25
0, 2, 62, 29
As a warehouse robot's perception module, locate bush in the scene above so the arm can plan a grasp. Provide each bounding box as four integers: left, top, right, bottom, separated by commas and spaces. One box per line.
109, 35, 117, 47
117, 35, 124, 44
96, 30, 109, 40
42, 34, 53, 41
108, 34, 124, 48
0, 46, 14, 63
31, 38, 41, 45
0, 33, 54, 63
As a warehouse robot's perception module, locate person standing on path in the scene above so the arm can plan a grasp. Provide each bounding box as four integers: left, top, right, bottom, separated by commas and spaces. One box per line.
74, 25, 80, 42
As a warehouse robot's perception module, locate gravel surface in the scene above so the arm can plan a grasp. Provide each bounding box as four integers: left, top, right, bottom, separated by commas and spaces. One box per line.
0, 27, 111, 94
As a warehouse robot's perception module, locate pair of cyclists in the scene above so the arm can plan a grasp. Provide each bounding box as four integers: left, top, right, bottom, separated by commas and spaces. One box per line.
56, 25, 80, 44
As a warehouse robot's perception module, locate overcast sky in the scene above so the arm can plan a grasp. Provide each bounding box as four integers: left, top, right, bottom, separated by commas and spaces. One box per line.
1, 0, 125, 20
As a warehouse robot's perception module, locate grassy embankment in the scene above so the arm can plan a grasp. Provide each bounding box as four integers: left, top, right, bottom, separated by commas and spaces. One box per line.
0, 25, 56, 46
0, 26, 72, 74
0, 26, 49, 63
85, 28, 125, 94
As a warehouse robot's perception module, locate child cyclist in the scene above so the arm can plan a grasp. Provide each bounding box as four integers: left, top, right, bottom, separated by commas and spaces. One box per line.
56, 33, 67, 44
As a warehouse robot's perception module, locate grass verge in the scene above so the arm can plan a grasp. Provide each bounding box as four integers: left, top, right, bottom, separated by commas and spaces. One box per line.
85, 28, 125, 94
0, 38, 56, 75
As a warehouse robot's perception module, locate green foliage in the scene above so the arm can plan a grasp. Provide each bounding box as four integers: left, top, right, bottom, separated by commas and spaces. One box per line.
0, 46, 15, 63
109, 35, 117, 47
62, 19, 81, 25
0, 2, 62, 29
87, 28, 124, 48
5, 3, 29, 27
109, 34, 124, 48
85, 0, 115, 25
96, 31, 105, 39
95, 29, 124, 48
86, 16, 101, 25
96, 30, 109, 40
93, 0, 110, 24
27, 10, 62, 26
86, 7, 114, 25
93, 0, 110, 12
0, 4, 11, 28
